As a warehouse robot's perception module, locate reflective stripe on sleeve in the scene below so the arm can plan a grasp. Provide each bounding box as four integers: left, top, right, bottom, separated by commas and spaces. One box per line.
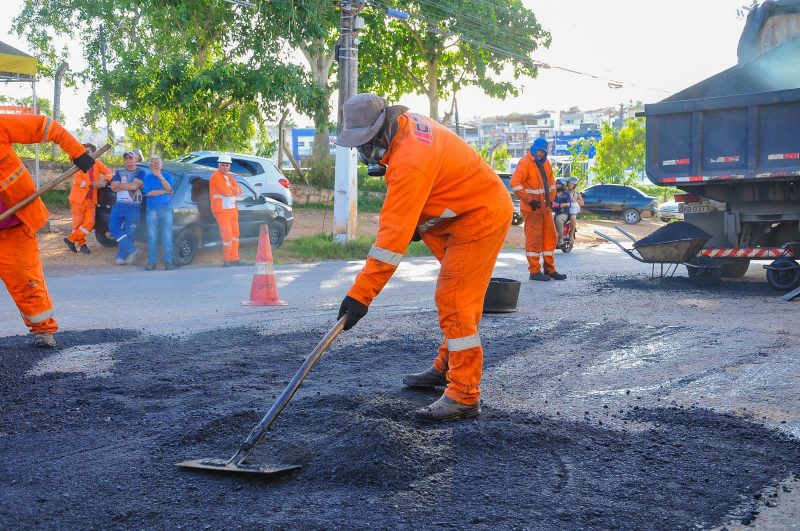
41, 116, 52, 143
368, 245, 403, 266
418, 208, 458, 233
525, 188, 544, 194
511, 185, 523, 191
23, 309, 53, 324
446, 333, 481, 351
1, 165, 26, 190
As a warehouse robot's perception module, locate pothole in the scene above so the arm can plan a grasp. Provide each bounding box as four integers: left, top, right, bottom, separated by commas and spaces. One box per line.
26, 343, 119, 378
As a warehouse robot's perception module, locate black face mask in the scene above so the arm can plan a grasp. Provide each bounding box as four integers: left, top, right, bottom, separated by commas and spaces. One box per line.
357, 137, 388, 177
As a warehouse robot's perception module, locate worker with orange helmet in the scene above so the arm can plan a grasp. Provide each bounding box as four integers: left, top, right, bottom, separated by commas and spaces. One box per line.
510, 138, 567, 281
209, 153, 246, 267
0, 114, 95, 347
63, 142, 112, 254
335, 93, 513, 423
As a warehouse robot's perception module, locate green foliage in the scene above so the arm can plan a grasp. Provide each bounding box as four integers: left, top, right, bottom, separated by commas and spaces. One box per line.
40, 189, 69, 209
359, 1, 551, 121
634, 184, 674, 203
270, 233, 431, 263
357, 193, 385, 212
305, 155, 335, 188
13, 0, 329, 159
565, 137, 595, 187
472, 141, 510, 171
593, 119, 646, 184
358, 168, 388, 193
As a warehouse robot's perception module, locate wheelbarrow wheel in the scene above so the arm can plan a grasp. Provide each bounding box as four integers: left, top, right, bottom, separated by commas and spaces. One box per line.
687, 259, 722, 287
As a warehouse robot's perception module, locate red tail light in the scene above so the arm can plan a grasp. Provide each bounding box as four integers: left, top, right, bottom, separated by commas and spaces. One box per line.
279, 178, 290, 188
674, 193, 702, 203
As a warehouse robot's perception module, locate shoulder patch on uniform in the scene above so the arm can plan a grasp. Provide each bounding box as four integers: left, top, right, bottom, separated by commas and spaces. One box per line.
409, 113, 433, 146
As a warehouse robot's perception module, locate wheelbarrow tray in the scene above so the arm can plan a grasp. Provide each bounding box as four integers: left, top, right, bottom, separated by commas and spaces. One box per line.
633, 238, 709, 264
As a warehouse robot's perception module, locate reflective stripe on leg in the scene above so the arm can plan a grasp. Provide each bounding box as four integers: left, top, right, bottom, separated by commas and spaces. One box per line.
446, 333, 481, 352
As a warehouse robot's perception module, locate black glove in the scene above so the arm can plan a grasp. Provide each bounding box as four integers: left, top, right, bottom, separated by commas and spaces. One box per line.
337, 296, 368, 330
74, 151, 95, 172
529, 199, 541, 211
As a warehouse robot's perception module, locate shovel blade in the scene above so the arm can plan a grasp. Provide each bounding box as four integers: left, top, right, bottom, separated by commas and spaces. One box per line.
177, 458, 301, 477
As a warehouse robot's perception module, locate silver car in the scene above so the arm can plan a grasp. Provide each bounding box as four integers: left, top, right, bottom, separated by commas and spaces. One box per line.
657, 200, 684, 222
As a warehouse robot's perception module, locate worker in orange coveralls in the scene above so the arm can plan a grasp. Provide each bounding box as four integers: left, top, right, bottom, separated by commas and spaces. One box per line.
510, 137, 567, 281
63, 142, 112, 254
0, 114, 95, 347
209, 153, 246, 267
335, 93, 513, 423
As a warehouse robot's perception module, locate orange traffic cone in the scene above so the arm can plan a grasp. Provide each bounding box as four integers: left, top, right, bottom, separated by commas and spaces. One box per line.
243, 224, 287, 306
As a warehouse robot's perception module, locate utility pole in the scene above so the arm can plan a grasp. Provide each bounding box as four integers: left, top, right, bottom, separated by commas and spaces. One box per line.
333, 1, 364, 242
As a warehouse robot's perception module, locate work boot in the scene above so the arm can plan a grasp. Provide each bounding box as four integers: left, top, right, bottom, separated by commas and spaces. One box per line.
63, 238, 77, 253
32, 333, 56, 348
414, 396, 481, 423
529, 271, 551, 281
123, 248, 141, 265
228, 260, 248, 267
115, 257, 125, 266
79, 244, 91, 254
145, 262, 156, 271
222, 261, 231, 267
548, 271, 567, 280
164, 263, 176, 271
403, 366, 447, 388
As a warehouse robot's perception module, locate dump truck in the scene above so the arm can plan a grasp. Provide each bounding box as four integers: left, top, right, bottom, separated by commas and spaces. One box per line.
641, 0, 800, 290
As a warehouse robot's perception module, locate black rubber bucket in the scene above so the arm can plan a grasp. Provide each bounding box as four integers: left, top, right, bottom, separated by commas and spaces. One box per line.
482, 277, 521, 314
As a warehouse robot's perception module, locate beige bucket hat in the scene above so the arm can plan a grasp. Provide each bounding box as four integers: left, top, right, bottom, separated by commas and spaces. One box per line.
337, 93, 408, 147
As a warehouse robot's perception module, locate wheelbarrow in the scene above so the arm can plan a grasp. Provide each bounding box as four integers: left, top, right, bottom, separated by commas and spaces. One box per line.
595, 225, 722, 286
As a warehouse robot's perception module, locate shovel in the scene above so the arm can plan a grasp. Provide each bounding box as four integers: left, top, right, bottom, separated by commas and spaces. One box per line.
177, 316, 347, 477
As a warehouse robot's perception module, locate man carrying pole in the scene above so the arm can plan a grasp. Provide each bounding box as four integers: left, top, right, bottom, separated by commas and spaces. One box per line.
0, 114, 95, 347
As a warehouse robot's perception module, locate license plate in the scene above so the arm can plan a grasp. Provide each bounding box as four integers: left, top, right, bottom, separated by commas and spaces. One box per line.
681, 202, 712, 214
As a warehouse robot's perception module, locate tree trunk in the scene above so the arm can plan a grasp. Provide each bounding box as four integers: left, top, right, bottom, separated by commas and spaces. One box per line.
427, 59, 439, 121
51, 62, 68, 159
301, 40, 335, 162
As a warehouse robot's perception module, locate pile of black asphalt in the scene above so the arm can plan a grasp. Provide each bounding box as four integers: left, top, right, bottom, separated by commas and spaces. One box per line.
634, 221, 712, 247
1, 319, 798, 529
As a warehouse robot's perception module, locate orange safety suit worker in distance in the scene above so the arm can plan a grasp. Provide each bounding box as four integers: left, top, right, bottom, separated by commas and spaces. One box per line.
65, 152, 112, 251
0, 114, 92, 343
343, 110, 513, 409
510, 142, 564, 279
209, 163, 242, 264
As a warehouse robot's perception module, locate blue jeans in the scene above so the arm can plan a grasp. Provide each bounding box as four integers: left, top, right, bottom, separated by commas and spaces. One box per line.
146, 207, 174, 265
110, 202, 141, 259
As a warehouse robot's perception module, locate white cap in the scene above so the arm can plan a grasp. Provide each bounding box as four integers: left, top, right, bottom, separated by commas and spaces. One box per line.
217, 153, 232, 164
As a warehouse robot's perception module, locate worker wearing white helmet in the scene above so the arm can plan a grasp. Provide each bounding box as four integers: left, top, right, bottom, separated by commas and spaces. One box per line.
209, 153, 246, 266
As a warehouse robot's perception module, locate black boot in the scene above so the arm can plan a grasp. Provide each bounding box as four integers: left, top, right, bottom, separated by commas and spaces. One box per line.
414, 396, 481, 423
63, 238, 77, 253
403, 366, 447, 388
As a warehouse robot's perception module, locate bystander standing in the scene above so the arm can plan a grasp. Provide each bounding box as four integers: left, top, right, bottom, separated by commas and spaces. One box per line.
142, 156, 175, 270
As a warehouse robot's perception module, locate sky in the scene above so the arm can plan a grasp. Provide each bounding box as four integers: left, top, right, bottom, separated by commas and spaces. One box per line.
1, 0, 750, 132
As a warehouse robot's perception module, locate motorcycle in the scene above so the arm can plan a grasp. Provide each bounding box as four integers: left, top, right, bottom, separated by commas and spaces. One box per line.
558, 216, 575, 253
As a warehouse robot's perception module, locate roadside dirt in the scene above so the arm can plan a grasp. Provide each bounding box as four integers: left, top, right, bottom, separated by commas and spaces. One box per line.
1, 317, 798, 529
38, 205, 663, 268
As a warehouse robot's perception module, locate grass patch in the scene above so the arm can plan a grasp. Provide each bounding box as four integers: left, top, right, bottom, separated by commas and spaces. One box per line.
40, 189, 70, 209
357, 194, 384, 212
294, 201, 332, 210
242, 232, 433, 264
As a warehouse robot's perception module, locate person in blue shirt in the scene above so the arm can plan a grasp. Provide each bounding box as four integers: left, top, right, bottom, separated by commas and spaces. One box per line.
142, 155, 175, 270
110, 151, 146, 265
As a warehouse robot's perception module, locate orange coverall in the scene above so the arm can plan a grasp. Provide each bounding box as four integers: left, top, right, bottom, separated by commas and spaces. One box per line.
510, 152, 558, 275
209, 169, 242, 262
0, 115, 86, 334
66, 161, 112, 247
347, 113, 513, 406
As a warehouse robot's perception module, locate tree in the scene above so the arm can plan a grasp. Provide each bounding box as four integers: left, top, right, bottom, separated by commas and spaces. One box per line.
592, 119, 646, 185
359, 0, 551, 122
13, 0, 328, 158
566, 137, 595, 187
473, 140, 510, 172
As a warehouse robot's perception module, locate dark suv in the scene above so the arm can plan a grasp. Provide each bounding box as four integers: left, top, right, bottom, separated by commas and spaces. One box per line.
94, 162, 293, 265
580, 184, 657, 224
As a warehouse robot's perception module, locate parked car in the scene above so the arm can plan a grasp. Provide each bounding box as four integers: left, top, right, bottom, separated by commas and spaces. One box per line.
94, 162, 293, 266
497, 172, 524, 226
174, 151, 293, 206
657, 200, 684, 222
580, 184, 657, 224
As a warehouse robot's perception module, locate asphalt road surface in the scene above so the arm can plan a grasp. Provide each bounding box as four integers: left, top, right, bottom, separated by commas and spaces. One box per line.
1, 245, 799, 529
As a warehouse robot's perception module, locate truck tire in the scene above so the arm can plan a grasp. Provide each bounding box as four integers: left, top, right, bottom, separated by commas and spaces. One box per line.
623, 209, 641, 225
95, 229, 118, 248
720, 259, 750, 278
766, 257, 800, 291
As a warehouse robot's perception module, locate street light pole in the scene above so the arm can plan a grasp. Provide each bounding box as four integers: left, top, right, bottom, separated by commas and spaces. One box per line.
333, 1, 363, 242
